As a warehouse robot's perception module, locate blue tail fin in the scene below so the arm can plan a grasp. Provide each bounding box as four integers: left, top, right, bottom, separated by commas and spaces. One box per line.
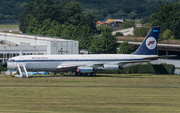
132, 26, 160, 55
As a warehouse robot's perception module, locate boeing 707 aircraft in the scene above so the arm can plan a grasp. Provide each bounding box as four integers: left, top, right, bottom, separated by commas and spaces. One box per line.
2, 26, 173, 77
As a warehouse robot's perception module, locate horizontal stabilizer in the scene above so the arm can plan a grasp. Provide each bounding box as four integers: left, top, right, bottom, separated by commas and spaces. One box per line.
143, 55, 177, 60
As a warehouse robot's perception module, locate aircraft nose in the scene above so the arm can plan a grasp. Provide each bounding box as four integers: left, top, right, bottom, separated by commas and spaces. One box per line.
2, 61, 7, 68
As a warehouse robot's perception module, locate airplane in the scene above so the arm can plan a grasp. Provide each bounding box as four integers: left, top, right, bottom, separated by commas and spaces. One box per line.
1, 26, 175, 77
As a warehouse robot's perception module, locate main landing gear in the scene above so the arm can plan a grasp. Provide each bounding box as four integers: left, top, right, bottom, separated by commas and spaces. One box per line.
75, 72, 96, 76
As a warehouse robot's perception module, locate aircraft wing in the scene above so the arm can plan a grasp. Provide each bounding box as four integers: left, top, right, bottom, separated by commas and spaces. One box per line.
56, 60, 150, 69
56, 55, 176, 69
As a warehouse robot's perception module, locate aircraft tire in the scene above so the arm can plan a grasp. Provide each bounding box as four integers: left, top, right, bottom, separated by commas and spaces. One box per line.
92, 72, 96, 76
75, 72, 81, 76
87, 73, 91, 76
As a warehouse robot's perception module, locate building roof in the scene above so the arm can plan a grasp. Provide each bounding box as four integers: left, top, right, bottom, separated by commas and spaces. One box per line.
117, 41, 180, 51
0, 32, 76, 42
96, 22, 102, 24
0, 45, 47, 53
114, 19, 124, 23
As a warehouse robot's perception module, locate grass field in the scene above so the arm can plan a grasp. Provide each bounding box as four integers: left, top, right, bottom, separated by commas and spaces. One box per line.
0, 23, 19, 29
1, 74, 180, 113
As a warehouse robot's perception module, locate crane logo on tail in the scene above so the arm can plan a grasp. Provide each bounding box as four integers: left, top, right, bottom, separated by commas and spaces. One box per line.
148, 41, 155, 45
145, 37, 157, 50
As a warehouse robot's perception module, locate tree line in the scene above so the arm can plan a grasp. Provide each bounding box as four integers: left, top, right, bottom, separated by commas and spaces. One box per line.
20, 0, 180, 54
14, 0, 180, 54
141, 2, 180, 40
20, 0, 117, 53
0, 0, 179, 20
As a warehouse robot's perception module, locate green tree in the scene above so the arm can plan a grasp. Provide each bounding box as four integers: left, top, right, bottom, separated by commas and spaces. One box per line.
115, 32, 124, 36
88, 35, 103, 53
0, 14, 6, 20
19, 0, 56, 33
141, 15, 154, 24
162, 29, 174, 40
61, 24, 93, 50
120, 20, 135, 29
61, 25, 75, 40
57, 0, 83, 25
128, 11, 137, 20
83, 13, 97, 31
151, 2, 180, 39
19, 0, 97, 34
46, 20, 61, 37
100, 27, 117, 53
26, 18, 40, 34
0, 0, 179, 21
133, 27, 150, 37
89, 27, 117, 53
118, 41, 135, 54
20, 0, 98, 51
75, 25, 93, 50
37, 19, 52, 36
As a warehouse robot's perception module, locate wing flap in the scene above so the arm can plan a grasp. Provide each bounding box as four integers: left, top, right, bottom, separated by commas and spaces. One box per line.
117, 60, 151, 65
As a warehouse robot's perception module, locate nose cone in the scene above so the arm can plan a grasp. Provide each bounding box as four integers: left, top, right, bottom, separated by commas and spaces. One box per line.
2, 62, 7, 68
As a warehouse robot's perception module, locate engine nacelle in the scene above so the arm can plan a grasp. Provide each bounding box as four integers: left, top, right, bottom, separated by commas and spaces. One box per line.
77, 67, 94, 73
103, 65, 123, 70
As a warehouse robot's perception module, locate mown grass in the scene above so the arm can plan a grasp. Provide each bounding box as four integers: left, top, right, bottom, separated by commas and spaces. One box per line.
0, 74, 180, 113
0, 23, 19, 29
2, 74, 180, 86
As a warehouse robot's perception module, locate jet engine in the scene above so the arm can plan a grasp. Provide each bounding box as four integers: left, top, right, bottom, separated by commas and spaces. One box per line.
77, 67, 94, 73
103, 65, 123, 70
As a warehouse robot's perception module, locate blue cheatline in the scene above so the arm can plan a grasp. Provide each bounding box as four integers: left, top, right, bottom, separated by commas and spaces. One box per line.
132, 26, 160, 55
14, 58, 144, 62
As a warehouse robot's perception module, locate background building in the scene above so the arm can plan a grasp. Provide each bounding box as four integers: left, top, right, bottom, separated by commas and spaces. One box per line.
0, 32, 79, 62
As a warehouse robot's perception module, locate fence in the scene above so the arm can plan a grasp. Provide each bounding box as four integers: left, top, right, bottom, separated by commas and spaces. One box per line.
1, 75, 180, 85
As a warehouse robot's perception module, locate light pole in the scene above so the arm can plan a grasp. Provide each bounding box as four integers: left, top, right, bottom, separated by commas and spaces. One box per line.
5, 28, 6, 40
4, 33, 6, 42
4, 28, 7, 43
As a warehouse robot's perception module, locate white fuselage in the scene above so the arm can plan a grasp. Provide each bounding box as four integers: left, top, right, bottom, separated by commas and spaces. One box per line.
7, 54, 156, 72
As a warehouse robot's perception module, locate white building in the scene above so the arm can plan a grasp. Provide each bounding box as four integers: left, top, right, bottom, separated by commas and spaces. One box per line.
0, 32, 79, 62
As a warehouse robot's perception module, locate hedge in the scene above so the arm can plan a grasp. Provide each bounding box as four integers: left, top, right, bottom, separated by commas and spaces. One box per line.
0, 63, 8, 72
98, 63, 175, 74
